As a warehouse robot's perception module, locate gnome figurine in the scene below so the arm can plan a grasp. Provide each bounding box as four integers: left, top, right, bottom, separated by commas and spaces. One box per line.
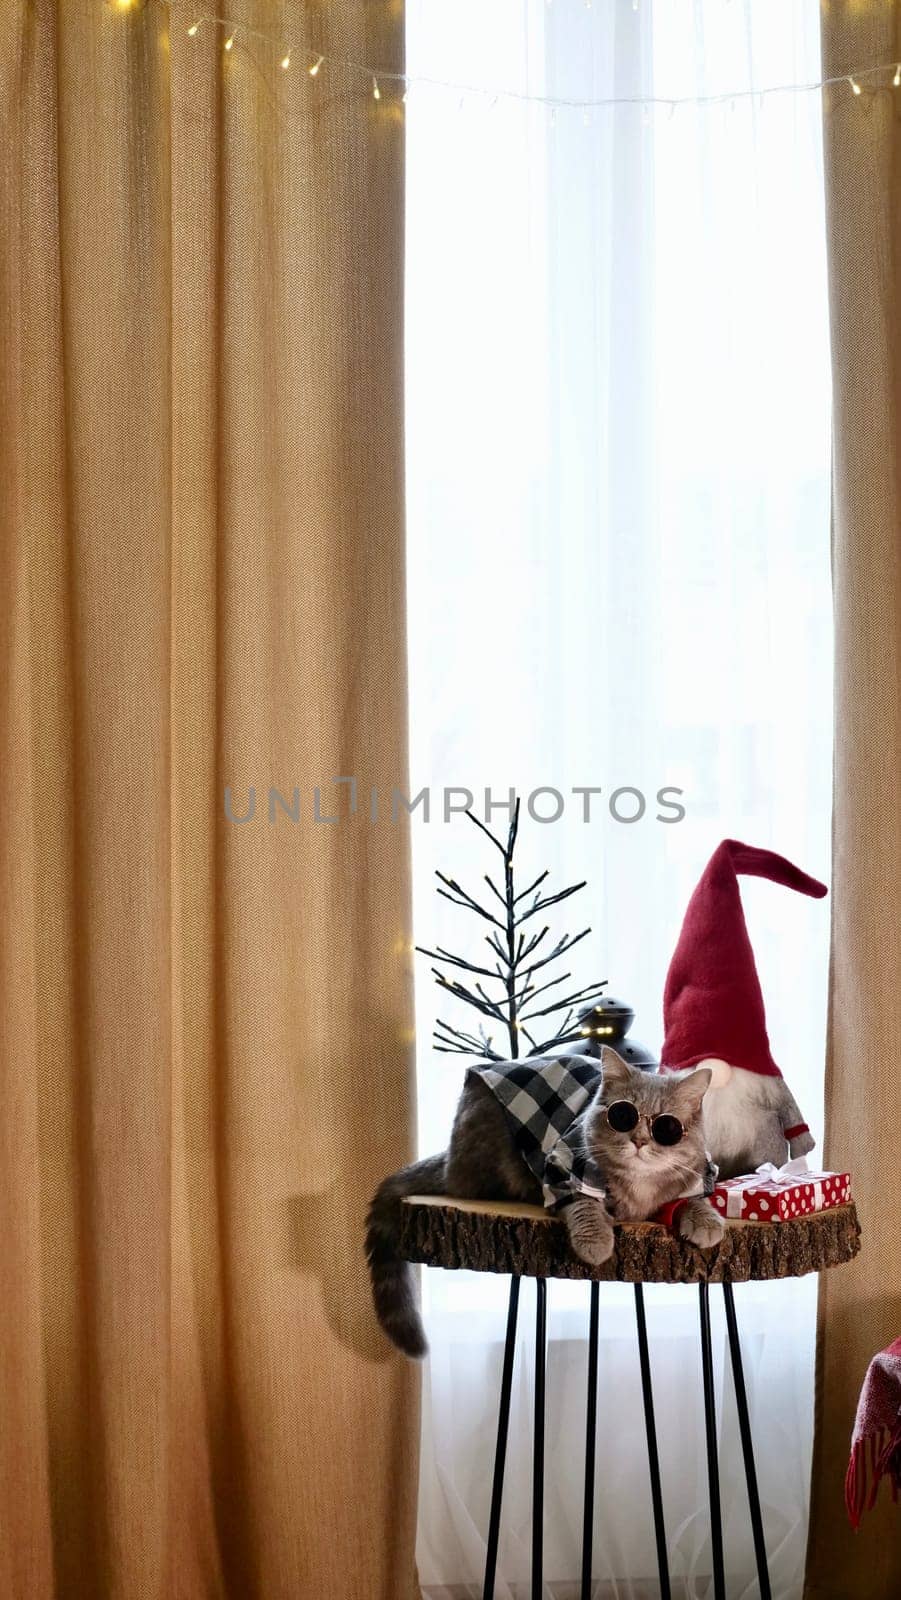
659, 840, 827, 1180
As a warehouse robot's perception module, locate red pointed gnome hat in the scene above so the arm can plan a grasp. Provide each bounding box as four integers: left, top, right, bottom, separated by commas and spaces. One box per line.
660, 840, 827, 1078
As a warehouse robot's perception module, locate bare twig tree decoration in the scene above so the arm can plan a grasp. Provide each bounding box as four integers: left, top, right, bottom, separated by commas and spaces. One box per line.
417, 799, 607, 1061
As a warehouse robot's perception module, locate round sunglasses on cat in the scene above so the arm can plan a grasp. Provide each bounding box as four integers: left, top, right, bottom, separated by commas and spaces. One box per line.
601, 1100, 687, 1146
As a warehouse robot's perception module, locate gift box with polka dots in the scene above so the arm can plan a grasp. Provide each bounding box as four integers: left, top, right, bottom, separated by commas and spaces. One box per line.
710, 1170, 852, 1222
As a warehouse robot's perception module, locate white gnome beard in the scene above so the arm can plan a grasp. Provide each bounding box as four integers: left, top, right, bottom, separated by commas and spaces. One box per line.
669, 1060, 815, 1180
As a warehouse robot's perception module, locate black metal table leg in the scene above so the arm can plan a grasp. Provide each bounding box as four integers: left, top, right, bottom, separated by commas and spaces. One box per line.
634, 1285, 672, 1600
482, 1276, 768, 1600
532, 1277, 547, 1600
483, 1275, 521, 1600
723, 1283, 772, 1600
580, 1281, 600, 1600
699, 1282, 726, 1600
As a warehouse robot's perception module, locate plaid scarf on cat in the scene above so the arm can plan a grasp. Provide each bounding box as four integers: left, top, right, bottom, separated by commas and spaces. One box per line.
470, 1056, 609, 1209
471, 1055, 714, 1216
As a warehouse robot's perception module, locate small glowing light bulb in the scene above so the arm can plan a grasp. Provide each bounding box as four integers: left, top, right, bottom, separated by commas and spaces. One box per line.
224, 30, 236, 52
894, 65, 900, 88
187, 19, 201, 36
281, 51, 291, 70
849, 76, 861, 96
372, 75, 381, 100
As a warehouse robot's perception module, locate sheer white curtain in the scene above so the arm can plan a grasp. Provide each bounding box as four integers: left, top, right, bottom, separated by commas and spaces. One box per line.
405, 2, 831, 1596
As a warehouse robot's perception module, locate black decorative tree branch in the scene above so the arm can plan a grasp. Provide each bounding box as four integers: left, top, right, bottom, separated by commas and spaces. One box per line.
417, 799, 607, 1061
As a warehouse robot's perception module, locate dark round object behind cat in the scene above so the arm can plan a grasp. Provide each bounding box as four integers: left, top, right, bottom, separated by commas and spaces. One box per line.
559, 997, 658, 1072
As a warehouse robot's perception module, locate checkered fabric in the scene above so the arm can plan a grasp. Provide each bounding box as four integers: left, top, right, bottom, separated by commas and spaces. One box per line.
470, 1055, 608, 1210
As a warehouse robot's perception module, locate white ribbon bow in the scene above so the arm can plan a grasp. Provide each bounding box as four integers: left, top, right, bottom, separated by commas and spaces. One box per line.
751, 1156, 811, 1186
722, 1156, 817, 1219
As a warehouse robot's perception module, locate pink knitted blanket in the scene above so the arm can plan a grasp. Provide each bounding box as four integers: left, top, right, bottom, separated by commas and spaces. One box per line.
846, 1337, 901, 1528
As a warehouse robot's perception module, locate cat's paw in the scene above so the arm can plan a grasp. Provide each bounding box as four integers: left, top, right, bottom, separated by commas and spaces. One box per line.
788, 1130, 815, 1160
678, 1197, 725, 1251
564, 1197, 615, 1267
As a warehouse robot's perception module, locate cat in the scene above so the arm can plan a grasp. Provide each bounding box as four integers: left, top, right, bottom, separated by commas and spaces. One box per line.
366, 1046, 723, 1357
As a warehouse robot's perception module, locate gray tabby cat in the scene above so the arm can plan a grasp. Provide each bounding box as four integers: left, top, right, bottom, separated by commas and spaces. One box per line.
366, 1047, 723, 1357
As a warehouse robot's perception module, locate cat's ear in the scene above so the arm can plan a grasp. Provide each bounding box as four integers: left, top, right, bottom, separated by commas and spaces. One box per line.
671, 1065, 712, 1118
599, 1046, 631, 1090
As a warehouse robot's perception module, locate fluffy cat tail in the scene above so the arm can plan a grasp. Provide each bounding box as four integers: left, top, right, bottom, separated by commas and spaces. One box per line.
366, 1153, 447, 1358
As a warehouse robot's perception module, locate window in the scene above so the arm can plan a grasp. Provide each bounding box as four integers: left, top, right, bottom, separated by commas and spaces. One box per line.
406, 2, 831, 1592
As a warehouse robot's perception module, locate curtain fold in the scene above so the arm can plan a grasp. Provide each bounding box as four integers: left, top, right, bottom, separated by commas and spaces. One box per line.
806, 7, 901, 1598
0, 4, 419, 1598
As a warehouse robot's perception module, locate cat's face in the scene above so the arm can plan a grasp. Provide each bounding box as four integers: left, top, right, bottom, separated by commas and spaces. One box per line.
586, 1046, 711, 1180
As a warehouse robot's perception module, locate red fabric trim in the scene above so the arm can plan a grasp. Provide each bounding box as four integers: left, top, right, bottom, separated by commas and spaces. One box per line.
846, 1437, 865, 1530
783, 1122, 809, 1140
660, 1054, 783, 1079
846, 1339, 901, 1527
652, 1198, 691, 1232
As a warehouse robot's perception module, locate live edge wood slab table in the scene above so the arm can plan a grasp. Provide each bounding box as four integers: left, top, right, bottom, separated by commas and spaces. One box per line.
400, 1196, 861, 1600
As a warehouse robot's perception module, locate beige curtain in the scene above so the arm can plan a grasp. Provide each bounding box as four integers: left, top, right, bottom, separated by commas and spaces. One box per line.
0, 3, 419, 1597
806, 7, 901, 1598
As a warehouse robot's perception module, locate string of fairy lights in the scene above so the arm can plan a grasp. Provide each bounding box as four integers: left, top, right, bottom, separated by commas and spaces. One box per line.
116, 1, 901, 116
